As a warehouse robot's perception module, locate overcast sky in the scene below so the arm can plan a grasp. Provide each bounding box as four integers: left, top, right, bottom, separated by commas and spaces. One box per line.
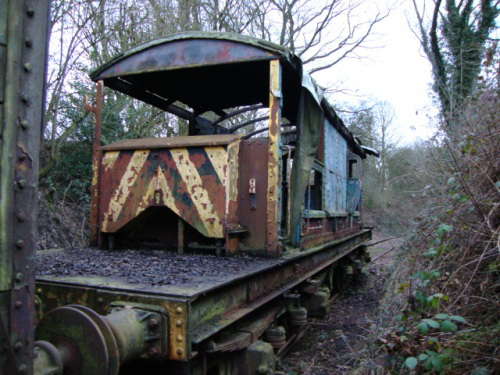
318, 0, 439, 145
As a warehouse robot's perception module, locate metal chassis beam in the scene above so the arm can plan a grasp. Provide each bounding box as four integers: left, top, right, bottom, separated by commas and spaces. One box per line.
190, 229, 371, 344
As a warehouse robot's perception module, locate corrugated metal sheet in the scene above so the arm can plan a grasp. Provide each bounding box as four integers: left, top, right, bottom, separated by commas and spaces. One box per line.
324, 118, 347, 212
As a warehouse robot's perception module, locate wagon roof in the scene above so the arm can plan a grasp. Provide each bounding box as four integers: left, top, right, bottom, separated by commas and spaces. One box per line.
90, 32, 290, 80
90, 32, 367, 158
101, 134, 241, 151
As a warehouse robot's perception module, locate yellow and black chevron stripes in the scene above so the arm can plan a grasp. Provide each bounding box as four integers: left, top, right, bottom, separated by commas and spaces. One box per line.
100, 145, 231, 238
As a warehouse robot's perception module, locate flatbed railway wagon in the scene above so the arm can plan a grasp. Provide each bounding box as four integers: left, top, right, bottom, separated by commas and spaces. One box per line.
30, 32, 377, 375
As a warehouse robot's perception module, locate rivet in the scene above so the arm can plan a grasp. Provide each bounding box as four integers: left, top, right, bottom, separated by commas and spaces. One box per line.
20, 120, 29, 129
176, 335, 183, 342
176, 320, 183, 327
36, 288, 42, 294
15, 273, 24, 282
17, 179, 27, 189
26, 8, 35, 17
19, 154, 26, 161
18, 364, 27, 374
175, 307, 183, 314
15, 300, 22, 308
14, 341, 23, 351
25, 38, 33, 47
148, 318, 159, 328
23, 63, 31, 73
97, 297, 104, 304
176, 348, 183, 355
16, 239, 25, 249
17, 212, 26, 222
148, 346, 160, 358
20, 93, 29, 103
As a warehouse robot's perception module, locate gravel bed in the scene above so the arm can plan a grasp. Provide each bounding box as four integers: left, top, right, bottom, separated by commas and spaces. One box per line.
37, 248, 276, 287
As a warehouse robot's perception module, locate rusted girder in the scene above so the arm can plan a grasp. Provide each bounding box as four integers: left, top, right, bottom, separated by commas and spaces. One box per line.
88, 81, 103, 246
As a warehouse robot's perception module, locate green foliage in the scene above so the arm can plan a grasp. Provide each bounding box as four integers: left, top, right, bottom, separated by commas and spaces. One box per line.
404, 357, 417, 370
414, 0, 499, 123
440, 320, 457, 333
436, 224, 452, 238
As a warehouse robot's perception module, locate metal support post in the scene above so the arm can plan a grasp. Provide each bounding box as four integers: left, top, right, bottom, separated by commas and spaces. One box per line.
266, 59, 282, 257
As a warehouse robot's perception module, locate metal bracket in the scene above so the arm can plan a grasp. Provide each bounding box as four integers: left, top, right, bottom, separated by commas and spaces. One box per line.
109, 302, 170, 360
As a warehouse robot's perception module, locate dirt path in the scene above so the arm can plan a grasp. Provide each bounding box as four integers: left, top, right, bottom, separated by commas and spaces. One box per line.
279, 234, 403, 375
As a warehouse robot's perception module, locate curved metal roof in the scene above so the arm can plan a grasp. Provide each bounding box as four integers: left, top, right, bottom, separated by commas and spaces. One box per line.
90, 31, 293, 81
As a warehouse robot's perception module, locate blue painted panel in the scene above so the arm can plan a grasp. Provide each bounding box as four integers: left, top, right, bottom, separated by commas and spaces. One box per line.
324, 119, 347, 212
347, 179, 361, 213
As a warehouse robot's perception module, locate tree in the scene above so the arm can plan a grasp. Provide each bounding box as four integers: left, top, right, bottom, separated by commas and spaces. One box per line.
42, 0, 390, 183
347, 101, 401, 209
249, 0, 388, 74
412, 0, 498, 123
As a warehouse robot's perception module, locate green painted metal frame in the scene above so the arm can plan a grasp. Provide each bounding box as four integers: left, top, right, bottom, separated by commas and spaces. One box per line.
0, 1, 50, 374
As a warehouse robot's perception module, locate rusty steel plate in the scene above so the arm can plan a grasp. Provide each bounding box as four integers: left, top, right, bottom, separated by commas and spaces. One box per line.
101, 134, 241, 151
35, 306, 110, 375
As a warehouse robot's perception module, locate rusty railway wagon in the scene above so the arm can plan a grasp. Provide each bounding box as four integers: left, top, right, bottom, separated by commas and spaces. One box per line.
9, 31, 377, 375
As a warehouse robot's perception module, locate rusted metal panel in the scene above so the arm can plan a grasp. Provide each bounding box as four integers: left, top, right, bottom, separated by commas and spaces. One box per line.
94, 39, 277, 80
88, 81, 103, 246
238, 140, 269, 250
99, 142, 239, 239
101, 134, 241, 151
299, 213, 363, 249
266, 59, 282, 257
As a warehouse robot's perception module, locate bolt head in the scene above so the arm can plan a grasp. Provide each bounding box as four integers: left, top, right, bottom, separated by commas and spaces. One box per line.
148, 346, 160, 358
36, 288, 42, 294
15, 272, 23, 282
16, 239, 25, 249
20, 120, 28, 129
14, 341, 23, 351
15, 301, 22, 308
25, 38, 33, 47
175, 306, 183, 314
176, 334, 183, 342
176, 348, 184, 356
148, 317, 159, 329
176, 320, 183, 327
26, 8, 35, 17
18, 364, 27, 374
